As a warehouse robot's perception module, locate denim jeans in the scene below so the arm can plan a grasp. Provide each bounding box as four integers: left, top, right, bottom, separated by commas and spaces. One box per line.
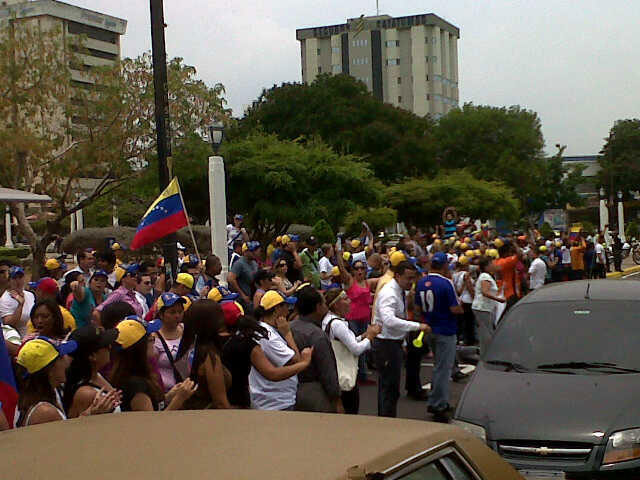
373, 338, 403, 417
427, 334, 457, 411
348, 320, 368, 380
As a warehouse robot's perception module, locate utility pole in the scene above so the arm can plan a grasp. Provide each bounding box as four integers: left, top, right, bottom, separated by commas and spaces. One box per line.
150, 0, 178, 283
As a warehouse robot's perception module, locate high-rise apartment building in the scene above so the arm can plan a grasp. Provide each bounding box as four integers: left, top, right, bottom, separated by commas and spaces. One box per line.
296, 13, 459, 118
0, 0, 127, 91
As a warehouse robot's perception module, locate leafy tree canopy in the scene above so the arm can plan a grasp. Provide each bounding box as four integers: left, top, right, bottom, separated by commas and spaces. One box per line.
222, 132, 381, 245
598, 119, 640, 198
236, 74, 438, 183
386, 169, 520, 227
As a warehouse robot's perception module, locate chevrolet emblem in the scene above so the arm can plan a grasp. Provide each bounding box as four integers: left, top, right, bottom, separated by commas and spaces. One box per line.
535, 447, 551, 456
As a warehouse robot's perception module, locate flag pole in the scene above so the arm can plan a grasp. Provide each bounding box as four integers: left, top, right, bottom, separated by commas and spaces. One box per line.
175, 178, 201, 261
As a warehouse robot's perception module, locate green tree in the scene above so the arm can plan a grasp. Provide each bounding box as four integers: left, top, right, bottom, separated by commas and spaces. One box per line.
386, 170, 519, 227
598, 119, 640, 198
311, 219, 335, 244
236, 74, 438, 182
343, 207, 397, 237
222, 132, 381, 246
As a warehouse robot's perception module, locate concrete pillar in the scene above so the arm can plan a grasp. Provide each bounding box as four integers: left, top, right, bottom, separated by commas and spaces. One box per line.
208, 155, 228, 285
112, 200, 119, 227
618, 200, 626, 242
599, 199, 608, 233
76, 209, 84, 230
70, 211, 76, 234
4, 205, 13, 248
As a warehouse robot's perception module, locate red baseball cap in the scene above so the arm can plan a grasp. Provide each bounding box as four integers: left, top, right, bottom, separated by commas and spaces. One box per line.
35, 277, 58, 296
221, 301, 244, 327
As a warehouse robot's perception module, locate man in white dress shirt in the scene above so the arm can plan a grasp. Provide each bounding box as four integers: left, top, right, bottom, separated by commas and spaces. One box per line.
373, 261, 430, 417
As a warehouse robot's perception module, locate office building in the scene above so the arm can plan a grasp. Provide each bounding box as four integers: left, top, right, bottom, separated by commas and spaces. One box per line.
0, 1, 126, 76
296, 13, 460, 118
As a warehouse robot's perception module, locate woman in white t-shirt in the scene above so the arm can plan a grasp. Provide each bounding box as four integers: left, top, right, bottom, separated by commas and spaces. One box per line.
0, 267, 35, 338
471, 257, 505, 356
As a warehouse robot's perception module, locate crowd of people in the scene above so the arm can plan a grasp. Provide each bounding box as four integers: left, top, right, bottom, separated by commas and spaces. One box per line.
0, 210, 624, 429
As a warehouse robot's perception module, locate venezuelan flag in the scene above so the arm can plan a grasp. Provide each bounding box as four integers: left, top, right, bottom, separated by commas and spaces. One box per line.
0, 336, 17, 428
130, 178, 188, 250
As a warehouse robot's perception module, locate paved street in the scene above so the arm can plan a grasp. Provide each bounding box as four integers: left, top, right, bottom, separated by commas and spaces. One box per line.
359, 354, 471, 420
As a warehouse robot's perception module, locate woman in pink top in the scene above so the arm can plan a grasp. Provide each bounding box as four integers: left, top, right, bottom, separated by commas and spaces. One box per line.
336, 257, 379, 383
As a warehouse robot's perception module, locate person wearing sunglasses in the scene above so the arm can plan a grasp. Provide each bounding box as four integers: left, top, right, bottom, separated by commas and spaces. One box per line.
63, 325, 122, 418
16, 337, 119, 426
134, 273, 154, 317
272, 260, 300, 297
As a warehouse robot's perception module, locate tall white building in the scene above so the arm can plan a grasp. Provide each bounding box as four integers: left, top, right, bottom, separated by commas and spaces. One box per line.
296, 13, 460, 118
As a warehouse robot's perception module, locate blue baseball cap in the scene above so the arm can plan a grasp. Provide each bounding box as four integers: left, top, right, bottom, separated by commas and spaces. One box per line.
207, 285, 239, 303
91, 269, 109, 280
246, 241, 261, 252
431, 252, 448, 267
158, 292, 187, 310
9, 266, 24, 279
124, 263, 140, 276
289, 234, 301, 242
234, 214, 244, 221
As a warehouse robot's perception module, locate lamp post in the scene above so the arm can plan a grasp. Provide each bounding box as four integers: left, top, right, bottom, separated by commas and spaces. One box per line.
208, 121, 228, 285
4, 205, 13, 248
150, 0, 178, 283
617, 190, 625, 242
599, 186, 608, 233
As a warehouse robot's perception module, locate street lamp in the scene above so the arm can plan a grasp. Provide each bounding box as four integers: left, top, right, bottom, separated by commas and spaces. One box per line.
617, 190, 626, 242
207, 121, 229, 285
598, 186, 608, 233
208, 122, 225, 154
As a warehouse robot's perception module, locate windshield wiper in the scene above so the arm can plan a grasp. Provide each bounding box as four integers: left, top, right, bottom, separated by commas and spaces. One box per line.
536, 362, 640, 373
485, 360, 530, 372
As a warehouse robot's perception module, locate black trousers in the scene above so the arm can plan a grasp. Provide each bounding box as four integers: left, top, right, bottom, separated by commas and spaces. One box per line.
405, 331, 428, 395
374, 338, 403, 417
341, 385, 360, 414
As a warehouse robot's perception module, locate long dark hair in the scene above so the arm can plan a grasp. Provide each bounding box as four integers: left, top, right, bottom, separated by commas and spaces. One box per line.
30, 299, 67, 338
16, 363, 57, 427
185, 300, 225, 381
234, 314, 268, 341
59, 271, 81, 306
110, 337, 163, 405
62, 342, 96, 414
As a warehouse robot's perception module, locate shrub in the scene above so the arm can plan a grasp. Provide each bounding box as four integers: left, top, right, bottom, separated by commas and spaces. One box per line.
539, 222, 554, 239
626, 221, 640, 240
0, 246, 30, 259
311, 219, 335, 244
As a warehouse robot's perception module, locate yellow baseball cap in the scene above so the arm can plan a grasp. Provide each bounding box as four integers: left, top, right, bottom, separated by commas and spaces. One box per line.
494, 238, 505, 248
276, 236, 282, 244
460, 242, 469, 251
487, 249, 500, 258
175, 273, 194, 289
281, 235, 291, 245
115, 266, 126, 283
457, 255, 469, 265
259, 290, 297, 310
331, 266, 340, 277
116, 316, 162, 349
44, 258, 61, 271
390, 251, 408, 266
539, 245, 548, 253
111, 243, 122, 251
454, 240, 461, 248
241, 243, 248, 253
207, 286, 239, 303
17, 337, 78, 375
351, 239, 361, 248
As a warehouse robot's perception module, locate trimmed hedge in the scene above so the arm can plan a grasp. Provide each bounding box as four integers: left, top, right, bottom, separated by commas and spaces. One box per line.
0, 246, 30, 259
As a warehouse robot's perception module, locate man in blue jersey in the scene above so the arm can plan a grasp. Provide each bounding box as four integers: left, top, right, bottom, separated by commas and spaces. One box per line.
415, 252, 463, 422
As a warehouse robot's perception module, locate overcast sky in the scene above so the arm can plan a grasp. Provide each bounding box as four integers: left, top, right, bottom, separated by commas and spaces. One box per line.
72, 0, 640, 156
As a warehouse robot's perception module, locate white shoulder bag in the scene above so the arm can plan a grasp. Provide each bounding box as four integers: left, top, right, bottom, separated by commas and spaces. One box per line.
325, 318, 358, 391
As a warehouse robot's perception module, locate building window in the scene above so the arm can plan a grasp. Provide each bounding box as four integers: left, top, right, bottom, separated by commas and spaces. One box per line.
318, 66, 322, 73
398, 96, 402, 103
317, 48, 321, 56
433, 36, 437, 44
352, 39, 368, 47
397, 77, 402, 85
426, 74, 429, 81
432, 56, 438, 63
332, 46, 340, 54
332, 64, 342, 73
386, 58, 400, 66
68, 20, 117, 44
385, 40, 399, 47
427, 94, 430, 100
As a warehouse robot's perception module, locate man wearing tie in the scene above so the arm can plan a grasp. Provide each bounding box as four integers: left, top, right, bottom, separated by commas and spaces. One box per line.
373, 261, 430, 417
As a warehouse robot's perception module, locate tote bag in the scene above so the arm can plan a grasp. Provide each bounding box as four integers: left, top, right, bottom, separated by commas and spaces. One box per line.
325, 318, 358, 391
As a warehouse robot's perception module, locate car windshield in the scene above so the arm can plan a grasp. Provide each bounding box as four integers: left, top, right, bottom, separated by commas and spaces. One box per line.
485, 301, 640, 373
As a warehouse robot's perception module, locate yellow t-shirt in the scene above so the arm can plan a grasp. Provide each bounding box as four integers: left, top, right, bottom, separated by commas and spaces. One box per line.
27, 306, 77, 335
